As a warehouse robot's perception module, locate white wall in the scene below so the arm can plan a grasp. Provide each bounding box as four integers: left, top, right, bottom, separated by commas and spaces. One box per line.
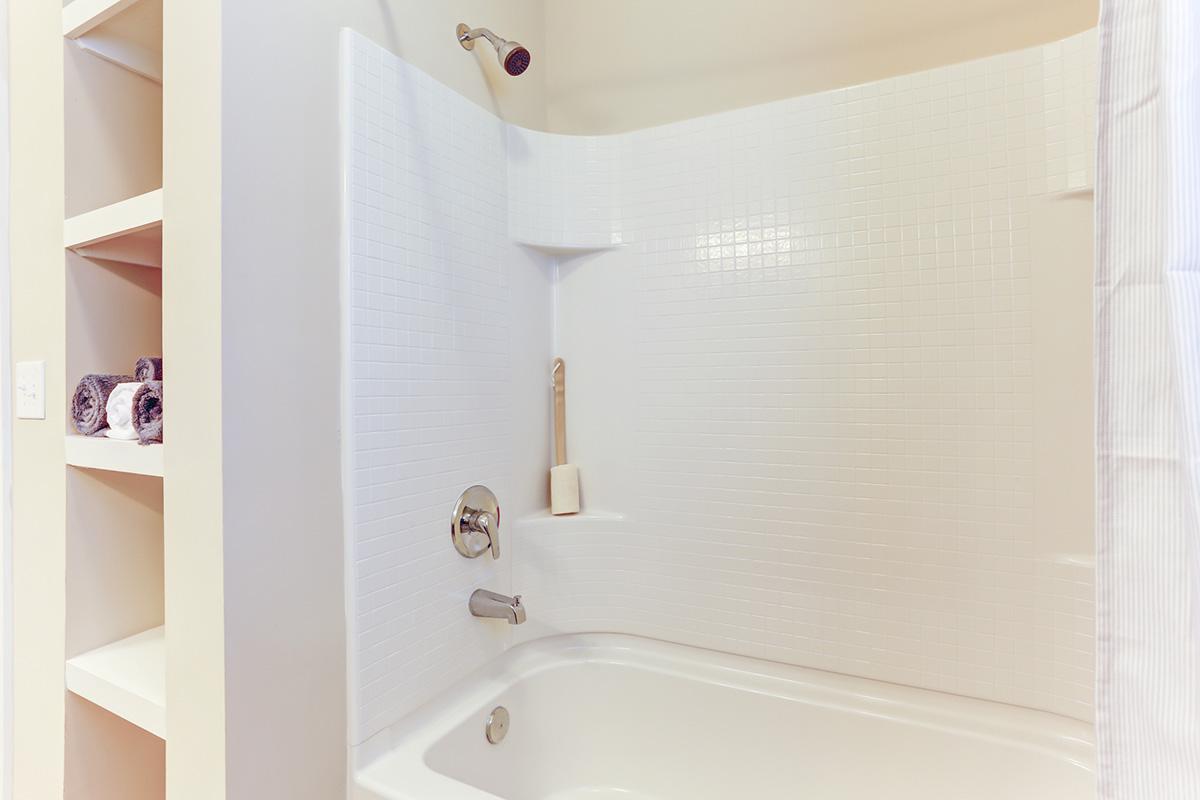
0, 0, 10, 792
343, 33, 552, 748
543, 0, 1096, 133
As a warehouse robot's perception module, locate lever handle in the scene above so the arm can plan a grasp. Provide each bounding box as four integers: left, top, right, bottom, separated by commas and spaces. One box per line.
451, 485, 502, 560
477, 510, 499, 560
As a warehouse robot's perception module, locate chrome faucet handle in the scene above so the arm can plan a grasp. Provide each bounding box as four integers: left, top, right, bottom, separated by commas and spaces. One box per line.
461, 508, 498, 560
451, 486, 501, 560
475, 510, 498, 560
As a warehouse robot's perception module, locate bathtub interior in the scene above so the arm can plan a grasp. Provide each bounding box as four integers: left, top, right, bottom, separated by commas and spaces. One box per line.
359, 636, 1093, 800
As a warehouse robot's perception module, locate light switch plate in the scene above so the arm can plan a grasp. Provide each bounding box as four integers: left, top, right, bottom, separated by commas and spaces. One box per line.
15, 361, 45, 420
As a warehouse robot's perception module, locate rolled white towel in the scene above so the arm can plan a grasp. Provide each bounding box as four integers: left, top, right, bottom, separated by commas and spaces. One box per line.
104, 381, 143, 440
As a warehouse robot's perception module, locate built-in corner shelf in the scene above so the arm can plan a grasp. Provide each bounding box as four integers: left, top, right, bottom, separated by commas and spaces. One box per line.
516, 241, 622, 260
1049, 187, 1095, 201
65, 435, 163, 478
64, 189, 163, 268
63, 0, 163, 85
66, 626, 165, 738
513, 509, 626, 537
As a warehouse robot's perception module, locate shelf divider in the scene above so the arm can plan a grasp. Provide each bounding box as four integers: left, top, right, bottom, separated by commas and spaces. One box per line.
63, 0, 163, 84
65, 189, 163, 268
63, 0, 143, 38
66, 626, 166, 739
65, 435, 164, 478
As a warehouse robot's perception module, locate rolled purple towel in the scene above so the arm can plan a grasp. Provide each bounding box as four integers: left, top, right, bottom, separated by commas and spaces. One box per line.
132, 381, 163, 445
134, 356, 163, 382
72, 374, 134, 436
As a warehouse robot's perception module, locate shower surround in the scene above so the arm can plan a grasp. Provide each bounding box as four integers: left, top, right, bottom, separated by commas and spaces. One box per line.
343, 27, 1097, 757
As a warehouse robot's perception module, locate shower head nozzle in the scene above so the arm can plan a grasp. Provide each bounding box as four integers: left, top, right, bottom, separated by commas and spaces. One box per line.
457, 23, 532, 77
500, 42, 532, 77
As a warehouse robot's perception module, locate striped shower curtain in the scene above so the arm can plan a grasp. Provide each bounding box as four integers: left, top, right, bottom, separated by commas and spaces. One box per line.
1096, 0, 1200, 796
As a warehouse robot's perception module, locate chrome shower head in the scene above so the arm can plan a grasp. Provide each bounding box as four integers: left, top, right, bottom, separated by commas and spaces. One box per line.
498, 40, 532, 77
457, 23, 532, 76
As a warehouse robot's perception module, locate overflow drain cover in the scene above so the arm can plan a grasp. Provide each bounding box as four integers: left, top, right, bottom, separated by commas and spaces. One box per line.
486, 706, 510, 744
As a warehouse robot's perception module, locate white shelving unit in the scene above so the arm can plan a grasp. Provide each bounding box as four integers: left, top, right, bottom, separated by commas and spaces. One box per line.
66, 626, 166, 739
63, 0, 163, 84
64, 188, 163, 268
65, 435, 164, 477
62, 9, 167, 794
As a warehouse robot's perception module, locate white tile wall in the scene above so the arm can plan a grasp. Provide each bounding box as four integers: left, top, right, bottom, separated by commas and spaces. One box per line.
343, 31, 550, 746
346, 29, 1097, 750
506, 127, 627, 249
540, 30, 1097, 722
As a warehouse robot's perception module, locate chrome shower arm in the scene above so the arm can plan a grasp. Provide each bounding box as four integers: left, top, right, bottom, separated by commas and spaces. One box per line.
458, 26, 504, 51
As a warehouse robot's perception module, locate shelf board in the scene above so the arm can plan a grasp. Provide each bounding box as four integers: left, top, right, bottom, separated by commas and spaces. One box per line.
63, 0, 163, 84
65, 189, 163, 268
65, 435, 163, 477
515, 241, 623, 259
66, 626, 165, 739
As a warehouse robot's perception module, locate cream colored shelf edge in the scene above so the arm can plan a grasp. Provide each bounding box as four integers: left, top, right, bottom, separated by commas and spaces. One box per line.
65, 435, 164, 477
66, 626, 166, 739
64, 188, 162, 248
63, 0, 142, 37
62, 0, 162, 83
64, 189, 163, 268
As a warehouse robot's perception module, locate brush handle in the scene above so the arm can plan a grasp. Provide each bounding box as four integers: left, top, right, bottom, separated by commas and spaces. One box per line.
553, 358, 567, 467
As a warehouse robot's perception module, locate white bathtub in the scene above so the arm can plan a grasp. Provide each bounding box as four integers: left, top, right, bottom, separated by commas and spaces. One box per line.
355, 635, 1094, 800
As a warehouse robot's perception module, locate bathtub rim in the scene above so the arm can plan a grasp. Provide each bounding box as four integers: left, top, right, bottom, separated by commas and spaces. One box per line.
354, 632, 1094, 798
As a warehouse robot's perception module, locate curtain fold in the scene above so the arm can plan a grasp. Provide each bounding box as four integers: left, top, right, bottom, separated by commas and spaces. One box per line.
1096, 0, 1200, 796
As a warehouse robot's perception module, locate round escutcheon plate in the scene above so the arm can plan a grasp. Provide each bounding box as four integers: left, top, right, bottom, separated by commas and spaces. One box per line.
486, 706, 510, 744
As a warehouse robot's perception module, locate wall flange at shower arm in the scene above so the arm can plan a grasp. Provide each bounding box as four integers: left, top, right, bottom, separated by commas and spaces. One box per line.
456, 23, 532, 76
